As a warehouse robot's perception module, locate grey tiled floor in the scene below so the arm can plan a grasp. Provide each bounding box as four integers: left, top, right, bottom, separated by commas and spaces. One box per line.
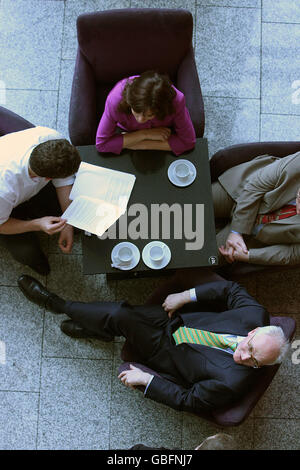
0, 0, 299, 450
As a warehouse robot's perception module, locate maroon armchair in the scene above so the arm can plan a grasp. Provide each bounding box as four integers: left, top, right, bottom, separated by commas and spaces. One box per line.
118, 268, 296, 427
210, 141, 300, 279
0, 106, 34, 136
69, 8, 204, 147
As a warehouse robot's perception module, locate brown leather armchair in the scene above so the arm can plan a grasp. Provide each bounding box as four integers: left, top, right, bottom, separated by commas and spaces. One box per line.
68, 8, 204, 147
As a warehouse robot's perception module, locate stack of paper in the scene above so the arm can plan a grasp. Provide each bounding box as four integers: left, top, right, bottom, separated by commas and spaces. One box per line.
62, 162, 136, 236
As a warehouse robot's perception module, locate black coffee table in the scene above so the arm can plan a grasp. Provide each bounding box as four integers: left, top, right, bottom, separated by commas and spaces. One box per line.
78, 138, 218, 278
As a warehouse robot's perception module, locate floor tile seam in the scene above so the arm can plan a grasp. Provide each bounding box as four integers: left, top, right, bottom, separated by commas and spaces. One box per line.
179, 411, 184, 450
55, 0, 67, 130
193, 0, 197, 50
0, 389, 40, 393
196, 4, 261, 10
259, 3, 262, 141
250, 414, 255, 449
41, 355, 114, 362
253, 417, 300, 421
253, 414, 300, 420
262, 20, 300, 26
0, 284, 20, 287
108, 341, 118, 449
35, 311, 46, 451
1, 88, 59, 92
260, 112, 300, 117
202, 94, 261, 101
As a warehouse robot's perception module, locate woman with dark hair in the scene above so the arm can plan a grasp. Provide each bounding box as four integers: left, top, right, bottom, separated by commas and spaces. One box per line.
96, 71, 196, 156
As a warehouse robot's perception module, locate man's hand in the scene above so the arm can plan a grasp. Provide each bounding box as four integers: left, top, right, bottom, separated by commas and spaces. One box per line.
219, 244, 249, 263
162, 290, 190, 318
230, 245, 250, 262
58, 224, 74, 253
118, 365, 153, 389
222, 232, 248, 263
37, 216, 67, 235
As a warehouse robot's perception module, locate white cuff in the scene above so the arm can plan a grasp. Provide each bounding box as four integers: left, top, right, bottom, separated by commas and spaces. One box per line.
189, 288, 197, 302
144, 375, 154, 395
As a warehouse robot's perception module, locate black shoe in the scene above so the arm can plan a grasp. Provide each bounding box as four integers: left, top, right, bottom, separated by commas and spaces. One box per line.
18, 275, 65, 313
60, 320, 114, 341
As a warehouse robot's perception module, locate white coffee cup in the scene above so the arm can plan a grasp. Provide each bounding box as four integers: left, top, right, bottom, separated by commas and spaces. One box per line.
174, 162, 192, 180
149, 245, 165, 263
116, 246, 133, 264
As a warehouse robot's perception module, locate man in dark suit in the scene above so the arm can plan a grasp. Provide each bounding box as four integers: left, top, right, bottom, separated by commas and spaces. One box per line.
18, 274, 289, 414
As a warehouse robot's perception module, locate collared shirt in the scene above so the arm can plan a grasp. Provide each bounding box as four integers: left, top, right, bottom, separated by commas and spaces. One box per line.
0, 126, 75, 225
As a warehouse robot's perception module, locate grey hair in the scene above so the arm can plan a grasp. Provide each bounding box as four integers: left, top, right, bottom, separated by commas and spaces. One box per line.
256, 325, 290, 365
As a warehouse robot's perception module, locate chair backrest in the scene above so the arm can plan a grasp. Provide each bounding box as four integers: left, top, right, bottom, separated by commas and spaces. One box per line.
0, 106, 34, 137
210, 141, 300, 183
76, 8, 193, 84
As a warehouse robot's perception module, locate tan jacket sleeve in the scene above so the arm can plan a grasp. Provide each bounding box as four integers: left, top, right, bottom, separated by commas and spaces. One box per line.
230, 158, 290, 234
249, 244, 300, 265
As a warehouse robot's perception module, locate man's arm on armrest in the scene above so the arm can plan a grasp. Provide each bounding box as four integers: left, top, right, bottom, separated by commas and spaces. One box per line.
145, 375, 234, 413
0, 216, 67, 236
0, 217, 40, 235
194, 280, 266, 312
249, 244, 300, 266
162, 289, 195, 317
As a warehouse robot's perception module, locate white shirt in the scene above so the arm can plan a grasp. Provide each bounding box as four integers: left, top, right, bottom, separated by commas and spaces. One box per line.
0, 126, 75, 225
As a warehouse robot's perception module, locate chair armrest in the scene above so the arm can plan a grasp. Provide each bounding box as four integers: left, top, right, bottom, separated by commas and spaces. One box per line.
210, 141, 300, 182
68, 50, 98, 146
176, 46, 205, 138
0, 106, 34, 136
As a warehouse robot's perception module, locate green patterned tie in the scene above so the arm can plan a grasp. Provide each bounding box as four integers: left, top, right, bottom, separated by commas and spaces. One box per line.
173, 326, 238, 352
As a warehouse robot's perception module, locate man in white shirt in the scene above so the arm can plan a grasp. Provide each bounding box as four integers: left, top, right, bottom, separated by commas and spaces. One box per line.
0, 126, 81, 275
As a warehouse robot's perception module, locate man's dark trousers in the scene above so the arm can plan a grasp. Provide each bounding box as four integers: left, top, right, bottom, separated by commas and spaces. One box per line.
0, 182, 61, 269
64, 299, 178, 377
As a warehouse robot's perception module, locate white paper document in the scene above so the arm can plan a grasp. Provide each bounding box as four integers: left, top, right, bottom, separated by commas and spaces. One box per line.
62, 162, 136, 236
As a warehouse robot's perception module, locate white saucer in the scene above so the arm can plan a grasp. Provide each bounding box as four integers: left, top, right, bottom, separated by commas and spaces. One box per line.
167, 159, 197, 187
111, 242, 140, 270
142, 241, 171, 270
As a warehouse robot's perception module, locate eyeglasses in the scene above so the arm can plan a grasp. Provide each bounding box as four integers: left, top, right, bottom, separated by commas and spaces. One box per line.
246, 332, 260, 369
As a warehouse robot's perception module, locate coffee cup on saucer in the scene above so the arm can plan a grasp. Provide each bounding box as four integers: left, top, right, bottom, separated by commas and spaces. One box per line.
115, 245, 133, 265
174, 161, 193, 181
149, 245, 165, 264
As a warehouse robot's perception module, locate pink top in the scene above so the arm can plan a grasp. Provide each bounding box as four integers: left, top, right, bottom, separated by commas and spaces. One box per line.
95, 76, 196, 156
